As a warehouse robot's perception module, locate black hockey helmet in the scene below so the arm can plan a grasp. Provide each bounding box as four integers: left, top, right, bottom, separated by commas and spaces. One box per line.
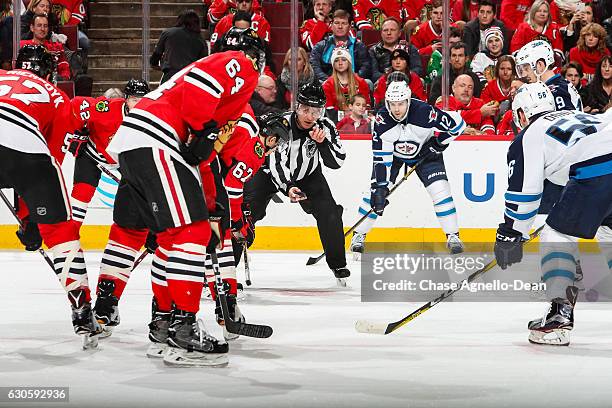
15, 45, 55, 79
124, 79, 150, 97
220, 27, 266, 74
297, 82, 326, 108
259, 112, 290, 150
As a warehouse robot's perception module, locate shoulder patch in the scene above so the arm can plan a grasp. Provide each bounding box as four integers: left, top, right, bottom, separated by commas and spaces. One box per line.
95, 100, 110, 112
254, 140, 265, 159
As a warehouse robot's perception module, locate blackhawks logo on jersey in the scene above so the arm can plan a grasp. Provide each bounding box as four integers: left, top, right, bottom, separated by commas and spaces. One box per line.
367, 8, 386, 31
95, 100, 110, 112
254, 140, 265, 158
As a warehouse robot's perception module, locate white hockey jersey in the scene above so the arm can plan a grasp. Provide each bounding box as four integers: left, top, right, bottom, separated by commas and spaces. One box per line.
503, 110, 612, 235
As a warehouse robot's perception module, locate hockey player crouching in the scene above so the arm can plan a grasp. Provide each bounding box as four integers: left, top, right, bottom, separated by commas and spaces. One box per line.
494, 82, 612, 346
350, 73, 467, 256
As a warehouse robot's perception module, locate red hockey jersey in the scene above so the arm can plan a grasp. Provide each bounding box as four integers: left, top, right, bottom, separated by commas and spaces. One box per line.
208, 0, 262, 23
0, 69, 79, 162
499, 0, 531, 31
509, 22, 564, 56
108, 51, 259, 164
322, 74, 371, 110
480, 79, 511, 104
51, 0, 85, 26
210, 13, 271, 47
353, 0, 424, 31
300, 18, 332, 50
71, 96, 126, 164
411, 20, 441, 55
437, 95, 495, 135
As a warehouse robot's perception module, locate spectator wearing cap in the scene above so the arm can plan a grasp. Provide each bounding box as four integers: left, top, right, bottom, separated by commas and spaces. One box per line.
251, 75, 284, 116
471, 26, 505, 86
428, 42, 481, 105
510, 0, 564, 61
569, 22, 611, 81
369, 17, 422, 83
20, 14, 71, 80
310, 9, 372, 83
462, 0, 508, 57
300, 0, 333, 51
322, 46, 371, 111
210, 0, 271, 49
372, 45, 426, 107
437, 74, 497, 135
150, 10, 208, 84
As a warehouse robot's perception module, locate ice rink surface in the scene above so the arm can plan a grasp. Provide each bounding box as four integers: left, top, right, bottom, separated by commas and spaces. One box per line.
1, 250, 612, 408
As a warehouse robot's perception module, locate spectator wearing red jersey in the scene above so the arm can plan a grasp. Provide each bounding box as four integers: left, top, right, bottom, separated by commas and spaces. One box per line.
569, 23, 611, 81
452, 0, 479, 29
300, 0, 333, 50
471, 26, 505, 86
372, 46, 427, 107
462, 0, 508, 57
439, 74, 497, 135
369, 17, 423, 82
411, 0, 443, 56
50, 0, 89, 53
496, 78, 526, 136
208, 0, 261, 25
210, 0, 270, 48
353, 0, 423, 31
510, 0, 564, 61
480, 55, 516, 105
499, 0, 531, 31
336, 94, 371, 134
322, 46, 371, 111
20, 14, 70, 80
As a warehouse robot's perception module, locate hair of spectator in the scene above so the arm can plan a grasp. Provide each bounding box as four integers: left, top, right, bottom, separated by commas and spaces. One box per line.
233, 11, 252, 25
449, 41, 466, 56
527, 0, 551, 29
495, 55, 516, 81
30, 13, 48, 27
431, 0, 443, 10
27, 0, 50, 12
478, 0, 496, 15
449, 26, 462, 39
175, 9, 201, 34
332, 57, 357, 111
590, 55, 612, 88
333, 9, 351, 22
283, 47, 314, 80
381, 16, 401, 29
561, 61, 583, 78
577, 23, 608, 53
350, 94, 367, 105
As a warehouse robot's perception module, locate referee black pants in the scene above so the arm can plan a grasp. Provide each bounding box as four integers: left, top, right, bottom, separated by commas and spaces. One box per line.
244, 166, 346, 269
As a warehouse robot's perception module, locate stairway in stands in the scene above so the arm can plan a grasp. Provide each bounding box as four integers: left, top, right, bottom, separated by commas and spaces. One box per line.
88, 0, 203, 95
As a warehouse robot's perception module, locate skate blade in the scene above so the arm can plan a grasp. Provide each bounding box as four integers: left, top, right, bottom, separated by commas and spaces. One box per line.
448, 246, 464, 255
528, 329, 570, 346
82, 332, 100, 350
352, 252, 362, 261
146, 342, 168, 358
162, 347, 229, 367
223, 325, 240, 341
97, 325, 114, 339
336, 278, 347, 287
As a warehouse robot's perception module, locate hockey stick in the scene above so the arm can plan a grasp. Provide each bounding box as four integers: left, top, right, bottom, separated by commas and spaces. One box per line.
355, 225, 545, 335
0, 189, 55, 271
243, 242, 252, 286
132, 249, 148, 271
209, 249, 273, 338
306, 156, 428, 266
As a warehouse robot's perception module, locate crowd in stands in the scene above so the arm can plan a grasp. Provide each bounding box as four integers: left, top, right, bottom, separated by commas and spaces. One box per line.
201, 0, 612, 135
0, 0, 611, 135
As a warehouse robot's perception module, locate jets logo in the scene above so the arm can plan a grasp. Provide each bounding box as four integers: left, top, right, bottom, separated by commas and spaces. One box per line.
394, 141, 419, 157
374, 114, 386, 125
254, 140, 265, 158
95, 100, 109, 112
428, 109, 438, 123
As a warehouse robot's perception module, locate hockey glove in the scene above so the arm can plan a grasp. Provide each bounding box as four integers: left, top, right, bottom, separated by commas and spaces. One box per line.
494, 224, 524, 270
145, 231, 158, 254
422, 136, 448, 160
16, 218, 42, 252
371, 185, 389, 216
231, 212, 255, 247
207, 201, 229, 252
180, 120, 219, 166
68, 128, 90, 158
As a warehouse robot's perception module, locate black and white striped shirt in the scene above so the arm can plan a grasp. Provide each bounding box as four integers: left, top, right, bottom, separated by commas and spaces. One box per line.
269, 112, 345, 193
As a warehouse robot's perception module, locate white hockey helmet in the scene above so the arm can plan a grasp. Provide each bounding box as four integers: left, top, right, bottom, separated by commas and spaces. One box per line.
514, 40, 555, 81
512, 82, 555, 127
385, 80, 411, 122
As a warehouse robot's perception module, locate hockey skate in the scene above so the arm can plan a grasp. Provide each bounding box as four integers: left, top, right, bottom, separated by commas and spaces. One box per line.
146, 305, 171, 358
93, 279, 120, 338
350, 232, 366, 260
69, 289, 103, 350
528, 287, 577, 346
216, 294, 245, 341
446, 233, 464, 255
164, 309, 229, 367
333, 267, 350, 287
